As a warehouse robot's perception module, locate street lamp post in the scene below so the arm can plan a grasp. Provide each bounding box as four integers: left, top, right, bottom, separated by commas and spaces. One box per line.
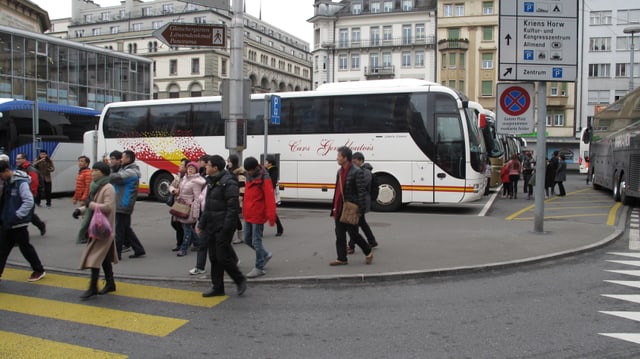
624, 25, 640, 92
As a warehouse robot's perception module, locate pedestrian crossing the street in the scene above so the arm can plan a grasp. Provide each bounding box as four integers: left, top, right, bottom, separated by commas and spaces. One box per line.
0, 268, 227, 357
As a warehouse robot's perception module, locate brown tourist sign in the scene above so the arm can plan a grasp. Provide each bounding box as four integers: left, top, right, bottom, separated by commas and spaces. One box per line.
153, 23, 226, 47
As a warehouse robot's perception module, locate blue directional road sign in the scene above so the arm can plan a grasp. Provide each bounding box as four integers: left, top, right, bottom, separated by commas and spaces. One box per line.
270, 95, 281, 125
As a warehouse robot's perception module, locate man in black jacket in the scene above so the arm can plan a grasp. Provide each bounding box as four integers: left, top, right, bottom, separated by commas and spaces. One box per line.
329, 146, 373, 266
196, 155, 246, 297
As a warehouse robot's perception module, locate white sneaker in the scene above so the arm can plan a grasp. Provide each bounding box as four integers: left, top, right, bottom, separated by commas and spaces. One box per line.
189, 267, 206, 275
246, 268, 265, 278
264, 252, 273, 268
233, 231, 244, 244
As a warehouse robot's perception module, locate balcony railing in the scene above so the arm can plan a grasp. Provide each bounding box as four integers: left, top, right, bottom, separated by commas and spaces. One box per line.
437, 39, 470, 51
329, 36, 436, 50
364, 66, 395, 77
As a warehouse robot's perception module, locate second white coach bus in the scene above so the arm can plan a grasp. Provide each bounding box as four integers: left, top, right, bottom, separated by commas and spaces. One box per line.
85, 79, 487, 211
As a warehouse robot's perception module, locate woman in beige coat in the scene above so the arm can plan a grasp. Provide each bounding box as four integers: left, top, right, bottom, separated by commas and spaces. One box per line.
75, 162, 118, 299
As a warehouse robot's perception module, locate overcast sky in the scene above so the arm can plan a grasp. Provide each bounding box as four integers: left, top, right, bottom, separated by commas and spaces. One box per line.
30, 0, 315, 45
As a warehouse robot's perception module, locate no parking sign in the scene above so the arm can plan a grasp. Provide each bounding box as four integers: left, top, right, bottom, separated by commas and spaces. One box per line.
496, 82, 535, 134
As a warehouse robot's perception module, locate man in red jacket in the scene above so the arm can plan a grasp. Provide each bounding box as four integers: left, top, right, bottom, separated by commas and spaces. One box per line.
241, 157, 276, 278
15, 153, 46, 236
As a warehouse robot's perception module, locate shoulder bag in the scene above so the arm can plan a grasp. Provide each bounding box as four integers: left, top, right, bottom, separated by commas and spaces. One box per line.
169, 199, 191, 219
337, 174, 360, 225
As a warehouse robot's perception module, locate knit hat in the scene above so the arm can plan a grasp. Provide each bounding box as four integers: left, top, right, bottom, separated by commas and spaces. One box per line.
0, 154, 9, 163
187, 161, 200, 171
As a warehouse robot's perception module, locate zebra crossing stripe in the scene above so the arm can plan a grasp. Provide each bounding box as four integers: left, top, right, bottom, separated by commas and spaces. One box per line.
1, 268, 227, 308
0, 330, 127, 359
598, 333, 640, 344
0, 330, 126, 359
602, 294, 640, 304
605, 270, 640, 277
605, 260, 640, 267
604, 280, 640, 289
0, 293, 188, 337
608, 252, 640, 259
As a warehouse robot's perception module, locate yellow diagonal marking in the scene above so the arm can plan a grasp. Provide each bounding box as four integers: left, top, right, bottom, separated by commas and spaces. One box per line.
2, 268, 227, 308
0, 330, 127, 359
510, 213, 610, 220
0, 293, 187, 337
608, 202, 622, 226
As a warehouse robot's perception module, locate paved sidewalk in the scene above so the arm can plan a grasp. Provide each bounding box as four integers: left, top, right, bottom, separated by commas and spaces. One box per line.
7, 176, 625, 283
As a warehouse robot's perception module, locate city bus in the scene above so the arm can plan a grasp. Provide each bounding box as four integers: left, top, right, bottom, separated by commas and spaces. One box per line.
0, 99, 100, 193
468, 101, 504, 188
589, 87, 640, 204
85, 79, 487, 211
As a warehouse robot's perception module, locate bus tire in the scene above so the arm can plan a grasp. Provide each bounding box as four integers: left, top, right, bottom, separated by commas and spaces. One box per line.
371, 174, 402, 212
619, 172, 632, 205
152, 172, 174, 203
613, 172, 622, 202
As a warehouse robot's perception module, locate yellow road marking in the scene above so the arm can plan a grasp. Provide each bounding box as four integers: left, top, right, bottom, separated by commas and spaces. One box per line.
0, 293, 187, 337
0, 330, 127, 359
2, 268, 227, 308
608, 202, 622, 226
510, 213, 611, 221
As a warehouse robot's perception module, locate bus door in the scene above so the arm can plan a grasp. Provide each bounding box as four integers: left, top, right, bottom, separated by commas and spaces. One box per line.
433, 107, 467, 203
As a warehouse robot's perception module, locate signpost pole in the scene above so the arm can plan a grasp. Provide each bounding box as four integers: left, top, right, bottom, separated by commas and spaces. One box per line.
228, 0, 244, 160
534, 82, 547, 233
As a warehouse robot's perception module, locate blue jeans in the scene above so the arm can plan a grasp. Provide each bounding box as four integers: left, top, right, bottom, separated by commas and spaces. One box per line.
243, 222, 270, 270
180, 223, 199, 252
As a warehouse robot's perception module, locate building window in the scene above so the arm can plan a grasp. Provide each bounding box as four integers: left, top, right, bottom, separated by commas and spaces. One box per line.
402, 25, 412, 44
383, 1, 393, 12
371, 2, 380, 13
163, 4, 174, 13
191, 58, 200, 74
170, 60, 178, 75
415, 24, 425, 41
550, 83, 558, 96
459, 80, 465, 92
443, 4, 453, 17
616, 63, 628, 77
588, 63, 611, 77
221, 59, 227, 76
351, 54, 360, 69
75, 30, 84, 38
482, 1, 494, 15
195, 16, 207, 24
588, 90, 609, 104
590, 11, 612, 25
152, 21, 163, 30
449, 53, 457, 67
142, 7, 152, 16
370, 27, 380, 45
133, 23, 142, 31
616, 36, 636, 51
546, 112, 565, 127
415, 51, 424, 67
481, 81, 493, 96
110, 26, 119, 34
383, 26, 392, 41
402, 51, 411, 67
339, 29, 348, 48
448, 28, 460, 39
482, 26, 493, 41
352, 28, 361, 44
383, 52, 392, 68
101, 12, 110, 21
370, 53, 379, 68
148, 41, 158, 53
482, 53, 494, 69
589, 37, 611, 51
459, 52, 465, 68
455, 4, 465, 16
402, 0, 413, 11
351, 2, 362, 15
441, 53, 446, 68
449, 80, 456, 88
338, 55, 347, 70
84, 14, 93, 22
617, 9, 640, 25
92, 28, 101, 36
127, 43, 137, 54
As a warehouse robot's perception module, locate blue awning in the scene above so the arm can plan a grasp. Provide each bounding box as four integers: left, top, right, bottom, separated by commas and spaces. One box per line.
0, 100, 100, 117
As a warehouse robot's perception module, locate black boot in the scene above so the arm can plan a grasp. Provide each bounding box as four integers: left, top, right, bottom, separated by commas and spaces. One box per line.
80, 268, 99, 299
99, 261, 116, 295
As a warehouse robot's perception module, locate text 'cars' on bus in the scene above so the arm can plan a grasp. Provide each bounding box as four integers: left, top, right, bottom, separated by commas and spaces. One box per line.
589, 87, 640, 205
0, 98, 100, 193
84, 79, 487, 211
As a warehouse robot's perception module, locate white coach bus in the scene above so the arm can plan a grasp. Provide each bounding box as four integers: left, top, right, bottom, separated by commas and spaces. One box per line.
85, 79, 487, 211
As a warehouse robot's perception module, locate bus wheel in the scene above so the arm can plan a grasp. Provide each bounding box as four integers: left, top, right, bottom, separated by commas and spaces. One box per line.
613, 173, 622, 202
153, 172, 174, 203
620, 173, 632, 205
371, 174, 401, 212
